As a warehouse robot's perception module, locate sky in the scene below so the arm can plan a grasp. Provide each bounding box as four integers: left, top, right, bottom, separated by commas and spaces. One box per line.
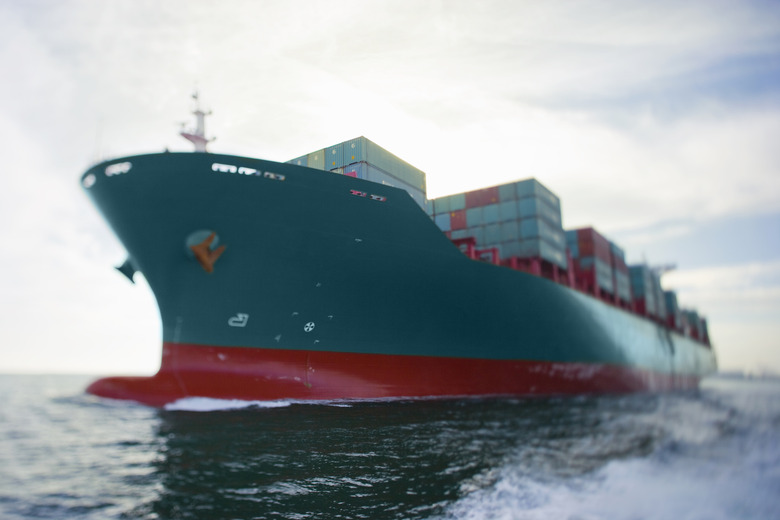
1, 0, 778, 376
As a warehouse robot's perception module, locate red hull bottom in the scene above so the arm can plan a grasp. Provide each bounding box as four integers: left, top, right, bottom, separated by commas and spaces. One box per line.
86, 342, 702, 407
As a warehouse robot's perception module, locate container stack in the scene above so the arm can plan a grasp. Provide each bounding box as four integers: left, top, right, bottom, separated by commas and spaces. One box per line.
664, 291, 682, 330
651, 271, 667, 322
431, 179, 567, 270
681, 310, 710, 343
628, 265, 658, 318
288, 136, 428, 209
566, 228, 614, 298
610, 241, 632, 307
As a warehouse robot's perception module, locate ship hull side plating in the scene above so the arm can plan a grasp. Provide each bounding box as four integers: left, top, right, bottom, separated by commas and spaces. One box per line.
87, 342, 704, 407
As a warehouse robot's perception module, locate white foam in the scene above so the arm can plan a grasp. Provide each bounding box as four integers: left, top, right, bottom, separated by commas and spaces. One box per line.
442, 438, 778, 519
164, 397, 293, 411
162, 396, 358, 411
438, 380, 780, 520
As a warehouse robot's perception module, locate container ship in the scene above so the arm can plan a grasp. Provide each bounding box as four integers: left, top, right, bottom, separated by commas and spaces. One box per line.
81, 105, 716, 407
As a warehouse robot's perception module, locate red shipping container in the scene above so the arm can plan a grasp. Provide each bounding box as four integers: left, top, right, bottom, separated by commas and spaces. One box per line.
576, 227, 611, 263
465, 186, 499, 208
450, 209, 467, 230
612, 256, 629, 274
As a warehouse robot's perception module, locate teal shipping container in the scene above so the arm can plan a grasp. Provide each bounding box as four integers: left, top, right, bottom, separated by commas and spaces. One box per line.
292, 137, 427, 193
434, 213, 451, 232
515, 179, 561, 212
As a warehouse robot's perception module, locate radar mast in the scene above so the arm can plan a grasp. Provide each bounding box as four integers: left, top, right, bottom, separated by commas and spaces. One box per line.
180, 92, 215, 152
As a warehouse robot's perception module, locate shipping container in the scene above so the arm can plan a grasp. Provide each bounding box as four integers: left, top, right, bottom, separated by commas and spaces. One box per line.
518, 197, 561, 226
364, 138, 426, 190
609, 241, 626, 263
565, 230, 579, 259
482, 203, 500, 224
465, 186, 500, 208
498, 183, 516, 201
293, 137, 427, 193
700, 318, 710, 343
498, 200, 518, 221
519, 217, 566, 248
326, 144, 344, 169
651, 271, 667, 320
466, 207, 483, 227
629, 265, 658, 316
449, 193, 466, 211
577, 256, 614, 294
434, 213, 451, 232
344, 137, 365, 165
499, 238, 566, 269
615, 270, 632, 302
664, 291, 682, 329
289, 155, 308, 167
682, 310, 704, 340
433, 197, 451, 215
363, 163, 426, 209
500, 220, 519, 242
515, 179, 561, 211
485, 223, 501, 244
343, 162, 365, 179
568, 227, 611, 262
307, 149, 325, 170
450, 210, 467, 230
612, 255, 629, 274
469, 226, 485, 244
547, 227, 566, 249
519, 238, 568, 269
431, 193, 466, 215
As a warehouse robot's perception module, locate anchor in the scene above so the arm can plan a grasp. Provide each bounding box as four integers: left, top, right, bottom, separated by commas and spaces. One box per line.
189, 231, 226, 273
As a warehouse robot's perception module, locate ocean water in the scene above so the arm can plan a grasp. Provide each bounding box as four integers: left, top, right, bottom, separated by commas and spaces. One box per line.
0, 375, 778, 519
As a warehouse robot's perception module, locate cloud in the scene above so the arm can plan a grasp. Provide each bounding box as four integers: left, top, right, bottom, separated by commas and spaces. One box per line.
663, 261, 780, 319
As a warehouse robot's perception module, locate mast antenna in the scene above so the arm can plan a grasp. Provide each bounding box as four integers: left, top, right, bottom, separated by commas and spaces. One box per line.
180, 92, 216, 152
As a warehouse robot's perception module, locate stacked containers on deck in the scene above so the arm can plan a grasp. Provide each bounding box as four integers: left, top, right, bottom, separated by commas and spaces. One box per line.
664, 291, 682, 330
610, 241, 632, 304
629, 265, 659, 318
287, 137, 428, 210
682, 310, 708, 342
651, 271, 667, 321
566, 228, 614, 296
431, 179, 567, 269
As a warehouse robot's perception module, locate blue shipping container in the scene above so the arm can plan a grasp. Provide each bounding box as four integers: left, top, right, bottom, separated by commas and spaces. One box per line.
449, 193, 466, 211
482, 203, 500, 224
344, 137, 365, 164
307, 149, 325, 170
466, 207, 483, 227
498, 200, 518, 221
515, 179, 561, 212
518, 197, 561, 226
287, 155, 308, 167
433, 197, 451, 215
326, 144, 344, 169
434, 213, 451, 232
485, 223, 501, 244
500, 221, 519, 242
498, 183, 516, 201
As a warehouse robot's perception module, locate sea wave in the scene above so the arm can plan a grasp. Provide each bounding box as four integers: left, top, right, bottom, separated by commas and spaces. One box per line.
435, 377, 780, 520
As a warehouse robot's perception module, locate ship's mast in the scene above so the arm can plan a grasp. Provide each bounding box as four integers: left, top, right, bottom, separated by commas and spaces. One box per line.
180, 92, 215, 152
